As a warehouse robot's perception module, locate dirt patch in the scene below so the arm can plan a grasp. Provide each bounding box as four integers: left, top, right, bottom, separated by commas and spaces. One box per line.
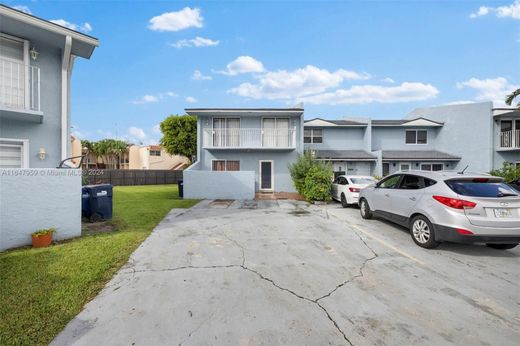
82, 221, 119, 236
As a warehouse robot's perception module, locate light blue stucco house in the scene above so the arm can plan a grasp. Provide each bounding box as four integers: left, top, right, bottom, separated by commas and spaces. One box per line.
0, 6, 98, 251
305, 102, 519, 177
0, 5, 99, 168
183, 107, 304, 199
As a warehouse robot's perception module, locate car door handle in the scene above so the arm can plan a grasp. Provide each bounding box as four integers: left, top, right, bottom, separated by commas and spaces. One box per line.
384, 193, 390, 197
409, 197, 417, 201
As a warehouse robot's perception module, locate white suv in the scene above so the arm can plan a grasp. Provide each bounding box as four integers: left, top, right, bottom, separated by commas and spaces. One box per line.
358, 171, 520, 249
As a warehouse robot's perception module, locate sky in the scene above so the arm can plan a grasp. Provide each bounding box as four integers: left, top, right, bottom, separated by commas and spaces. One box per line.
5, 0, 520, 145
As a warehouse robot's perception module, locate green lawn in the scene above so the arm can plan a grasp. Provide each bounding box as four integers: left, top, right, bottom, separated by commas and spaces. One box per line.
0, 184, 198, 346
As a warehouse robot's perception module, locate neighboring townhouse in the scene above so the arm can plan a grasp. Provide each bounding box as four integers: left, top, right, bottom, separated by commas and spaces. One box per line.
0, 5, 99, 168
128, 145, 189, 170
304, 118, 375, 177
183, 107, 304, 199
70, 136, 189, 170
305, 102, 519, 177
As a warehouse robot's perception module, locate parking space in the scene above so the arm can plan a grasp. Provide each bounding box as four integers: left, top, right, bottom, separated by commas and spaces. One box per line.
53, 200, 520, 346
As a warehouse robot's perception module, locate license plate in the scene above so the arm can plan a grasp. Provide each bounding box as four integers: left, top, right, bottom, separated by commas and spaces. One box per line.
493, 208, 513, 218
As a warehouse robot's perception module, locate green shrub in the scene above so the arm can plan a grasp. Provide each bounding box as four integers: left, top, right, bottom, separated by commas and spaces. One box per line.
490, 162, 520, 182
288, 150, 316, 195
303, 165, 333, 202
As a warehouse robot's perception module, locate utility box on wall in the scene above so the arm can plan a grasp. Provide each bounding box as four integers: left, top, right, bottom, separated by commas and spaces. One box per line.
0, 169, 82, 251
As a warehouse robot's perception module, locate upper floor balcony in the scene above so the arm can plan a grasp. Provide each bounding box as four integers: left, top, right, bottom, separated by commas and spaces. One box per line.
499, 130, 520, 150
202, 128, 296, 149
0, 58, 41, 121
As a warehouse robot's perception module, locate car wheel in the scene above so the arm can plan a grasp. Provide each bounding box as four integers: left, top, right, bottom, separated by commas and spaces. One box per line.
486, 243, 518, 250
340, 193, 349, 208
410, 215, 439, 249
359, 199, 372, 219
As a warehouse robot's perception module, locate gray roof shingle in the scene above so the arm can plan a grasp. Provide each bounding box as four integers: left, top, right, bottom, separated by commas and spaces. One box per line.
382, 150, 460, 161
315, 150, 377, 160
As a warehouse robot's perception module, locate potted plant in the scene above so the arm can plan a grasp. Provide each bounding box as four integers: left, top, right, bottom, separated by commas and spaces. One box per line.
31, 228, 56, 248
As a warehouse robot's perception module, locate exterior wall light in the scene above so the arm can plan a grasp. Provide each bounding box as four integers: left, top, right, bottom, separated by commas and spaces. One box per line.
38, 147, 46, 160
30, 47, 39, 60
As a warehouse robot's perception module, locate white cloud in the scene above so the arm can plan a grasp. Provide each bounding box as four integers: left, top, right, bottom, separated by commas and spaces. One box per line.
152, 124, 161, 134
185, 96, 198, 103
297, 82, 439, 105
228, 65, 371, 100
381, 77, 395, 84
12, 5, 31, 14
456, 77, 519, 105
149, 7, 203, 32
470, 6, 490, 18
192, 70, 212, 80
132, 91, 177, 104
50, 19, 93, 33
128, 126, 147, 140
171, 36, 219, 48
217, 56, 265, 75
132, 95, 159, 104
470, 1, 520, 19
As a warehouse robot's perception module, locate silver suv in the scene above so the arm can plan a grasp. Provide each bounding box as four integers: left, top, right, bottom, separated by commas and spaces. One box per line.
358, 171, 520, 249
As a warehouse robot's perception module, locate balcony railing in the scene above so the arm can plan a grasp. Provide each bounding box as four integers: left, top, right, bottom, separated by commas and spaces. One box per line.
203, 128, 296, 149
0, 58, 40, 112
500, 130, 520, 149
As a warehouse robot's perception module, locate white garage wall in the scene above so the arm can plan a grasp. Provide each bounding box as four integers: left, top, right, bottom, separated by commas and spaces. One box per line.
0, 169, 81, 251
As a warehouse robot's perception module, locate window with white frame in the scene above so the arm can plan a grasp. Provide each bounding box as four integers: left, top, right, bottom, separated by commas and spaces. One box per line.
0, 34, 29, 109
421, 163, 443, 171
0, 139, 28, 168
213, 118, 240, 147
212, 160, 240, 171
405, 130, 427, 144
263, 118, 290, 147
149, 150, 161, 156
304, 129, 323, 143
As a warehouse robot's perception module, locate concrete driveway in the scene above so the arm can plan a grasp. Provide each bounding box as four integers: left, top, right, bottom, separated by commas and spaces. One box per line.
53, 200, 520, 346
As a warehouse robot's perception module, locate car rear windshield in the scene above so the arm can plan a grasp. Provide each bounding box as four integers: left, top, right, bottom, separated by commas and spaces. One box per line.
446, 180, 519, 198
350, 178, 375, 184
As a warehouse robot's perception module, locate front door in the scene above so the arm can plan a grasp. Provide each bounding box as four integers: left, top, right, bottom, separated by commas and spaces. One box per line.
259, 161, 273, 191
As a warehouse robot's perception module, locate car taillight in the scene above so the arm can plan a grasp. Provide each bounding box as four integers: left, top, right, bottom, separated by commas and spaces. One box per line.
432, 195, 476, 209
349, 187, 360, 192
456, 228, 474, 235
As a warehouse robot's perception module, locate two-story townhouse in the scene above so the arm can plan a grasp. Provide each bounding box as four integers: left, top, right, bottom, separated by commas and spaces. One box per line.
493, 107, 520, 169
0, 5, 98, 168
407, 102, 519, 172
370, 118, 461, 176
183, 107, 304, 199
305, 102, 518, 177
303, 118, 376, 177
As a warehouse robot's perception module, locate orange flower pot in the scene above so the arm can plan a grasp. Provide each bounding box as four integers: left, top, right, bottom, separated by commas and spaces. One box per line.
32, 232, 53, 248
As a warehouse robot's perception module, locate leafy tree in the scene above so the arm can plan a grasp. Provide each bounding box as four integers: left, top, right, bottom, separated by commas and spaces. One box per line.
505, 88, 520, 109
160, 114, 197, 162
490, 162, 520, 182
303, 165, 334, 202
288, 150, 316, 194
289, 150, 333, 200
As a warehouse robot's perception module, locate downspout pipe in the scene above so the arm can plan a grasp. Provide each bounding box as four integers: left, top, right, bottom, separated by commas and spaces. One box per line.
61, 35, 72, 160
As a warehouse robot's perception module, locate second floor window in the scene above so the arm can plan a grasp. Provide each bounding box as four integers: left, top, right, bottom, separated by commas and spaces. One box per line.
304, 129, 323, 143
405, 130, 427, 144
149, 150, 161, 156
213, 118, 240, 147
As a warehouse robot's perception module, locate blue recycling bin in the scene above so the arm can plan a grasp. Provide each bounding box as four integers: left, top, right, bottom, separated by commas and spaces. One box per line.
81, 187, 91, 218
178, 180, 184, 198
83, 184, 113, 221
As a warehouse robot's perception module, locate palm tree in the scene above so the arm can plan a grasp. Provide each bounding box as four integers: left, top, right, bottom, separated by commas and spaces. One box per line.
506, 88, 520, 109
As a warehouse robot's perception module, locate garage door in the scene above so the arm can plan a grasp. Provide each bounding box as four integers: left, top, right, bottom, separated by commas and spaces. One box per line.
0, 144, 23, 168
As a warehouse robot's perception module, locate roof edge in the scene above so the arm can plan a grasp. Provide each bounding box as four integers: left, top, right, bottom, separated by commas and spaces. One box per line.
0, 4, 99, 53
